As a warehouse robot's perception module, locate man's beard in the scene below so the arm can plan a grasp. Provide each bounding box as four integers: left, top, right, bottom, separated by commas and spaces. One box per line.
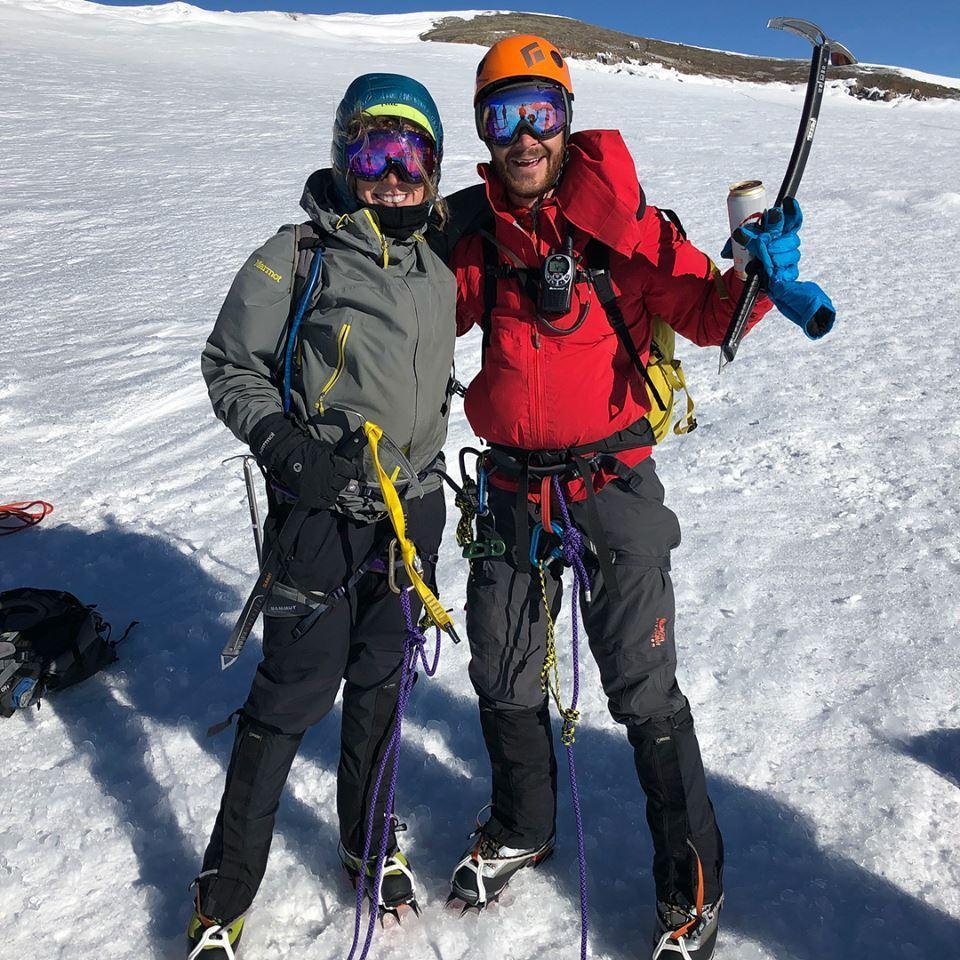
493, 146, 565, 201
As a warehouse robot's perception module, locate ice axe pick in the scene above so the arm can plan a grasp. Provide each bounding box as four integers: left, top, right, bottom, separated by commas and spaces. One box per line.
719, 17, 857, 368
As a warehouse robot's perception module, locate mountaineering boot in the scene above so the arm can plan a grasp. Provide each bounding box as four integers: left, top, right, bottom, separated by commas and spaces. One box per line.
448, 819, 555, 911
186, 874, 246, 959
339, 840, 420, 923
651, 895, 723, 960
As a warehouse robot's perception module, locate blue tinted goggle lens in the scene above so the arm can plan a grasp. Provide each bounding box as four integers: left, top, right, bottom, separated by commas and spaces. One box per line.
478, 84, 568, 146
346, 129, 436, 184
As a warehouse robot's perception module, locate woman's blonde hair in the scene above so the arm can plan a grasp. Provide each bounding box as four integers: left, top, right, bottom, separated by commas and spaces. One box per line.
346, 112, 447, 226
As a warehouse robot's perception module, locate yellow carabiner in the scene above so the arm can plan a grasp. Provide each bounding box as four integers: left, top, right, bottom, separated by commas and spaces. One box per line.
364, 422, 460, 643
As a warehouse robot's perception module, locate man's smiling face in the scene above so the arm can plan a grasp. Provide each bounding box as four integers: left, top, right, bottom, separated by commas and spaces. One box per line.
489, 130, 565, 207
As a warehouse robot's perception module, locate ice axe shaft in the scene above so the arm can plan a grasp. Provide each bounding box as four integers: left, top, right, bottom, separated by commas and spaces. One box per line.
219, 428, 366, 671
219, 502, 310, 671
222, 454, 265, 563
719, 17, 856, 369
241, 456, 264, 564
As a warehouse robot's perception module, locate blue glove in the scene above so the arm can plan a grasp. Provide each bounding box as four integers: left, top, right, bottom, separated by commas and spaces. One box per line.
722, 198, 836, 341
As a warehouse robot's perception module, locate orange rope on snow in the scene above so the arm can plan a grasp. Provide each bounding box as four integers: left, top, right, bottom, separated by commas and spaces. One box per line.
0, 500, 54, 535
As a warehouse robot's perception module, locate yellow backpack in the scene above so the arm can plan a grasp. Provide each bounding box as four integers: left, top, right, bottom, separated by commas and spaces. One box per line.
645, 318, 697, 443
588, 242, 698, 444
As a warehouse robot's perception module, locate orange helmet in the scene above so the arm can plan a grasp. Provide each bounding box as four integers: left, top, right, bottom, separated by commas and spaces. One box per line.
474, 34, 574, 104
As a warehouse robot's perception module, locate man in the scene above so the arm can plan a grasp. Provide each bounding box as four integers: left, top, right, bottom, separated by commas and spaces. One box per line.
431, 34, 809, 960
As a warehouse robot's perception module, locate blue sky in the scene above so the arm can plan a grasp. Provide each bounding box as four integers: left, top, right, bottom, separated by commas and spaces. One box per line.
98, 0, 959, 78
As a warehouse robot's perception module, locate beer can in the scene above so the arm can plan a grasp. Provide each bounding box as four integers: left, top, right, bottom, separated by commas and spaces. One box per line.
727, 180, 766, 279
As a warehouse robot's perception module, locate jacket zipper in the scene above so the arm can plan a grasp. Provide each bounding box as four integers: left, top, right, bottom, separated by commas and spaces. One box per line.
316, 322, 351, 413
531, 321, 545, 445
505, 212, 548, 445
360, 208, 390, 269
404, 275, 421, 456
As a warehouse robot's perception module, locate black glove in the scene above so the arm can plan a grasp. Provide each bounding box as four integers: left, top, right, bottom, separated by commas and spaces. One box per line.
249, 413, 364, 509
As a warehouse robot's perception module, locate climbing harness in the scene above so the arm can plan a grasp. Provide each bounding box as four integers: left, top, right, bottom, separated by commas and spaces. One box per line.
485, 445, 620, 599
219, 414, 448, 671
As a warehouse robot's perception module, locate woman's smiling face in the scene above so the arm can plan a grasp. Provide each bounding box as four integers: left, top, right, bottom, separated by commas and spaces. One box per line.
354, 168, 425, 208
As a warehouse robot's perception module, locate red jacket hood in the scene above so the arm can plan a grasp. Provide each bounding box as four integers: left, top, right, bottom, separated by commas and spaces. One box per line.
477, 129, 644, 257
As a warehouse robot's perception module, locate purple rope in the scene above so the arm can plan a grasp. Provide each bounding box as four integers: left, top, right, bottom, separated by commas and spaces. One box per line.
346, 589, 441, 960
552, 475, 590, 960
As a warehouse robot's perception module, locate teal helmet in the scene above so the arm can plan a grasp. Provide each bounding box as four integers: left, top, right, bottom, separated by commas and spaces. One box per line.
332, 73, 444, 211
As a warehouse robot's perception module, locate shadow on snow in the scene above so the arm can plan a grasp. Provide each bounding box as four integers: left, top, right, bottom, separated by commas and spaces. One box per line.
890, 728, 960, 790
4, 521, 958, 959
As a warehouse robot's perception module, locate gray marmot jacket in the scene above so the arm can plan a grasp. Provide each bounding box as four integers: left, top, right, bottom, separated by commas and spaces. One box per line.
201, 170, 457, 518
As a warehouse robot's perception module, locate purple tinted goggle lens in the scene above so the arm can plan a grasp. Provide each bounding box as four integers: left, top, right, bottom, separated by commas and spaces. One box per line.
346, 129, 436, 184
477, 84, 568, 146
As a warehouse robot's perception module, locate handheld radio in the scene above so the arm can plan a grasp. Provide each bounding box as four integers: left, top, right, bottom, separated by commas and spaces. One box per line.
539, 236, 575, 316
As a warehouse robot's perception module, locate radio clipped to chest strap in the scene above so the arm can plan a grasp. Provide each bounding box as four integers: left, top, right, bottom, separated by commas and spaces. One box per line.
477, 230, 696, 444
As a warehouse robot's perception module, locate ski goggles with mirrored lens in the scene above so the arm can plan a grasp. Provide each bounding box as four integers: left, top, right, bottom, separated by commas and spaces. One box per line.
475, 83, 569, 146
345, 128, 437, 184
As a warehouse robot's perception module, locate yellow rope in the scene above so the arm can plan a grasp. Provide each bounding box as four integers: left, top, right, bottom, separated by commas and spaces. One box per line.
537, 561, 580, 746
364, 422, 456, 639
455, 492, 477, 549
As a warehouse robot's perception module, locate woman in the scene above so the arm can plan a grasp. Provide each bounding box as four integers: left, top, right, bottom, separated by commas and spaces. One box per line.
189, 74, 456, 958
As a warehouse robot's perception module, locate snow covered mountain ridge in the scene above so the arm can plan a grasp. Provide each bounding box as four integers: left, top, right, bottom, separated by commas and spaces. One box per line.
8, 0, 960, 101
423, 12, 960, 102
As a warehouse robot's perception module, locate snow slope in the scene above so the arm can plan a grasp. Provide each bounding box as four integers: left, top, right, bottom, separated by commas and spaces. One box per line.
2, 2, 959, 959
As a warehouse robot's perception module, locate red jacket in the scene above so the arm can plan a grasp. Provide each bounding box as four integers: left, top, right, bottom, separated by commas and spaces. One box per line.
450, 129, 770, 496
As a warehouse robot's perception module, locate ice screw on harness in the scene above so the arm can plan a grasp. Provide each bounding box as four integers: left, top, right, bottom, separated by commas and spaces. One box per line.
455, 475, 482, 554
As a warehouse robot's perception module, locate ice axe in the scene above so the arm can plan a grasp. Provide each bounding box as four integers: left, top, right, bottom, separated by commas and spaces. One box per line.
719, 18, 856, 368
218, 428, 367, 671
222, 454, 265, 564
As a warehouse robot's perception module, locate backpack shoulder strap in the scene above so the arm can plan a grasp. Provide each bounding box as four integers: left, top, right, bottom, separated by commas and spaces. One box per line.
428, 183, 492, 262
282, 222, 326, 414
477, 226, 540, 337
584, 239, 668, 412
656, 207, 687, 240
291, 221, 326, 305
479, 232, 498, 354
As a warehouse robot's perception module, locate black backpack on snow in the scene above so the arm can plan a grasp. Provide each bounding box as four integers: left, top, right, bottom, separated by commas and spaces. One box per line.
0, 588, 134, 718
